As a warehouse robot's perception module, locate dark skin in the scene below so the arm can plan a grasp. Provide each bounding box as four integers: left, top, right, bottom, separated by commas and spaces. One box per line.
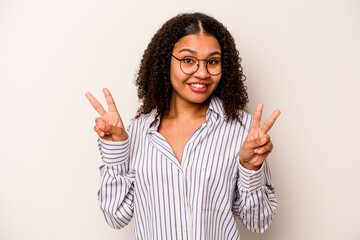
157, 98, 209, 162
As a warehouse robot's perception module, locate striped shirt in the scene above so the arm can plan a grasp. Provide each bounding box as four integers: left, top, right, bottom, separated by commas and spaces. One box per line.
97, 96, 277, 239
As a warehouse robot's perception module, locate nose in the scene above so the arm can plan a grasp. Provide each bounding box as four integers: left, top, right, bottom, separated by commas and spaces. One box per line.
193, 60, 210, 78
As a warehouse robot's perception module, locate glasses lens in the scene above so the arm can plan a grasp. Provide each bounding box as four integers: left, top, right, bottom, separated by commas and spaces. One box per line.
207, 58, 221, 75
180, 57, 198, 75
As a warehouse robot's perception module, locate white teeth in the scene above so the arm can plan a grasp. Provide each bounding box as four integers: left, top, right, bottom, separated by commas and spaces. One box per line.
190, 83, 206, 88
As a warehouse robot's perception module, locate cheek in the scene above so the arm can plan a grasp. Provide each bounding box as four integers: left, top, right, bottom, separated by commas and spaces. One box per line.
213, 75, 222, 88
170, 62, 180, 82
170, 61, 177, 74
170, 64, 189, 85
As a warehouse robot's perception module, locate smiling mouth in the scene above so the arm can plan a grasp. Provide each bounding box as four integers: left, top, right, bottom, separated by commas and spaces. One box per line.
190, 83, 207, 88
188, 83, 209, 93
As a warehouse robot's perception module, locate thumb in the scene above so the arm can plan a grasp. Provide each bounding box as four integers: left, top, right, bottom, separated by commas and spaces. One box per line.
102, 123, 128, 141
243, 134, 270, 150
101, 123, 123, 135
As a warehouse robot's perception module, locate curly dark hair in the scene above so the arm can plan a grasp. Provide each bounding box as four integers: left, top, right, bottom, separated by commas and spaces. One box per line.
135, 12, 248, 121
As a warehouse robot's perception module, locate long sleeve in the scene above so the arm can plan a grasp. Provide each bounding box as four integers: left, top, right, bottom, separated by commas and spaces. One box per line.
232, 159, 277, 233
98, 137, 135, 229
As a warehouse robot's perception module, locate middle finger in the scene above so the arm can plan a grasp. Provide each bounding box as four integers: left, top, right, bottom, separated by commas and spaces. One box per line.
261, 110, 281, 134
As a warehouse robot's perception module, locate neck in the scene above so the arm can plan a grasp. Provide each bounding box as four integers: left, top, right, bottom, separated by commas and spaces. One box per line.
165, 95, 210, 120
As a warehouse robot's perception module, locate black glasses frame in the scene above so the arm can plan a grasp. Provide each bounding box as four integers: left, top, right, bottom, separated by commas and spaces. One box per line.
171, 55, 222, 76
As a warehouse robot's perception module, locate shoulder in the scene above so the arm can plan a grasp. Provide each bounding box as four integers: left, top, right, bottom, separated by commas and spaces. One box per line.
224, 110, 252, 129
127, 109, 158, 133
210, 96, 252, 126
239, 110, 253, 129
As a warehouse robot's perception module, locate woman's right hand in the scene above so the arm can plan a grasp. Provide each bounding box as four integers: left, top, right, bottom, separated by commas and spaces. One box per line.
85, 88, 128, 142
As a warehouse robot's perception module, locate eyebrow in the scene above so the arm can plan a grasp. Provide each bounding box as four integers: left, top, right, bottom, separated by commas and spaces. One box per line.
178, 48, 221, 57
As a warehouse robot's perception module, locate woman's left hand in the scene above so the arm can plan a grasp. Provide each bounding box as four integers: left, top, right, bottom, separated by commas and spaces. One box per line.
239, 103, 281, 171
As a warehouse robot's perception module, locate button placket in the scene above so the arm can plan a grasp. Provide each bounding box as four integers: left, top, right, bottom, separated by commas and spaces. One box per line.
179, 170, 192, 239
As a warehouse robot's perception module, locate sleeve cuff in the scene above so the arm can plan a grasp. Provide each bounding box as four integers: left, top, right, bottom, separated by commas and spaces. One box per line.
98, 137, 130, 165
237, 161, 265, 192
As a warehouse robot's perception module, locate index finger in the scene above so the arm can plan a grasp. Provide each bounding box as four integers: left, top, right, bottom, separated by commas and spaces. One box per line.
251, 102, 263, 130
103, 88, 118, 113
85, 92, 106, 116
261, 110, 281, 134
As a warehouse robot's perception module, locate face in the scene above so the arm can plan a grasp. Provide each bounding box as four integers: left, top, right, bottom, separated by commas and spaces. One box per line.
170, 34, 222, 105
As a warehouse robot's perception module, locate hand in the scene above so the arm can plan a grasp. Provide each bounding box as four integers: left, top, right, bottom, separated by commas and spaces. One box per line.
85, 88, 128, 142
239, 103, 281, 171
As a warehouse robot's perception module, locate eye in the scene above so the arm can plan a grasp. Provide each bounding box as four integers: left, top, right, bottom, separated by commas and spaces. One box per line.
207, 58, 220, 65
181, 57, 196, 64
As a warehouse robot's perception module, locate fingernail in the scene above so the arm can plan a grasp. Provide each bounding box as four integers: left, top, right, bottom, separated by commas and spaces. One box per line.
99, 124, 105, 130
261, 137, 267, 143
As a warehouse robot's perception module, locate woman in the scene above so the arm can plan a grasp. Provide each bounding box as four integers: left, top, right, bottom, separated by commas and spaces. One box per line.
86, 12, 280, 239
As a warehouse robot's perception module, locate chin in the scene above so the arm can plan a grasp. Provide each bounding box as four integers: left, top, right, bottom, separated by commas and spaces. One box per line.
186, 94, 212, 104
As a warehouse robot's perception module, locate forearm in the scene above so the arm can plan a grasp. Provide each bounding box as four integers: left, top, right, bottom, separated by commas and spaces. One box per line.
233, 160, 277, 233
98, 138, 135, 229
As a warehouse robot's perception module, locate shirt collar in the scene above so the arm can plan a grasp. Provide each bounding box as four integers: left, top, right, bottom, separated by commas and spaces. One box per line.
146, 95, 226, 132
207, 95, 226, 120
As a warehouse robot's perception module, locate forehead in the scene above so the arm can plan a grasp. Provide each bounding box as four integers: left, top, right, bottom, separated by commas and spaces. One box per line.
173, 34, 221, 54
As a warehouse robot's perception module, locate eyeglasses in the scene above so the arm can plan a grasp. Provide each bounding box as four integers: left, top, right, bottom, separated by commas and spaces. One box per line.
172, 55, 222, 76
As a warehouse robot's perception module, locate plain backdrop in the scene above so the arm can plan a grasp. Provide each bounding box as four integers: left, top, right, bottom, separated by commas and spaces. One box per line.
1, 0, 359, 239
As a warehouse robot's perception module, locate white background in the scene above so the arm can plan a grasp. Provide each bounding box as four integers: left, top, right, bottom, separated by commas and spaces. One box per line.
1, 0, 359, 239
